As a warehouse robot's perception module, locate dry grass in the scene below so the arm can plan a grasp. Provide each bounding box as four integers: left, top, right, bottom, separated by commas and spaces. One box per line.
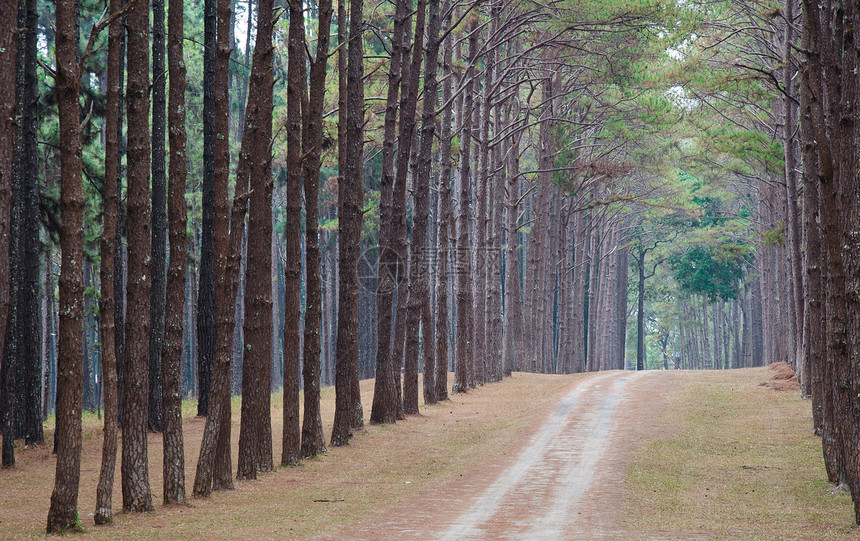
625, 367, 860, 540
0, 372, 581, 539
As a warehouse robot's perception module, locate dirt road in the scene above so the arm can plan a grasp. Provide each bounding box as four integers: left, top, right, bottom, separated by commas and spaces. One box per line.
329, 370, 672, 540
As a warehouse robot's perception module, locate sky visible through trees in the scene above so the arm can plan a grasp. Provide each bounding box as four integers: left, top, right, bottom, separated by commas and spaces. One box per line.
0, 0, 858, 532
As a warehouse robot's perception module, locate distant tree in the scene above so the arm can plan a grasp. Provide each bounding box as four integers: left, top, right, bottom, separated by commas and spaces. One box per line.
501, 115, 525, 376
629, 223, 676, 372
670, 244, 745, 303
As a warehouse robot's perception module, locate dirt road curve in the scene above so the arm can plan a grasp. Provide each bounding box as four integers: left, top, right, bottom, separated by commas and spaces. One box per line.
328, 370, 671, 540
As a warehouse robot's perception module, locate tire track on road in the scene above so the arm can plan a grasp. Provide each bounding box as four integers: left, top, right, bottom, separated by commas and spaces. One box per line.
442, 370, 647, 540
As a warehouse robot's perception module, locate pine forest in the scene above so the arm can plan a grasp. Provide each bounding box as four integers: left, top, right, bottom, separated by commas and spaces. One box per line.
1, 0, 860, 535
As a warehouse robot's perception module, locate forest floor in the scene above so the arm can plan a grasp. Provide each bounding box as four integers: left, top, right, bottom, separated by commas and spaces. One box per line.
1, 366, 857, 540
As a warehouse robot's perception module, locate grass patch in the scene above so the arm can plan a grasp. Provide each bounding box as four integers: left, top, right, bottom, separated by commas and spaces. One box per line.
625, 368, 860, 540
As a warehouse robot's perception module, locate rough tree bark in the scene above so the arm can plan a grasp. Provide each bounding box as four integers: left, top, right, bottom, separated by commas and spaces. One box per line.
237, 0, 275, 479
398, 0, 427, 416
474, 15, 496, 383
452, 18, 477, 394
149, 0, 166, 433
370, 0, 408, 424
331, 0, 366, 446
282, 0, 306, 466
121, 0, 155, 511
300, 0, 332, 458
197, 0, 217, 418
161, 0, 188, 503
3, 1, 22, 466
0, 0, 14, 440
114, 27, 126, 428
780, 0, 803, 378
46, 0, 86, 529
11, 0, 42, 447
414, 0, 442, 406
193, 0, 239, 495
389, 9, 416, 421
434, 0, 454, 401
94, 0, 123, 521
799, 7, 823, 423
485, 30, 503, 380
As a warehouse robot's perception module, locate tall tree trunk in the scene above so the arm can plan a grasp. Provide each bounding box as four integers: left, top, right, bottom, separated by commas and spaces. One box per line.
800, 14, 823, 417
472, 34, 490, 385
232, 236, 246, 395
114, 26, 127, 429
433, 0, 453, 402
389, 9, 415, 420
46, 0, 86, 529
700, 298, 710, 369
331, 0, 366, 446
616, 241, 629, 370
802, 0, 856, 499
525, 75, 555, 372
713, 303, 722, 370
331, 20, 353, 433
237, 0, 275, 479
161, 0, 188, 503
799, 0, 836, 480
782, 0, 803, 377
300, 0, 333, 458
370, 0, 408, 424
121, 0, 155, 510
485, 54, 503, 381
0, 0, 14, 447
635, 246, 646, 371
399, 0, 427, 416
570, 205, 586, 374
557, 202, 573, 374
502, 122, 525, 376
197, 0, 217, 418
281, 0, 306, 465
415, 0, 442, 405
13, 0, 42, 446
193, 0, 239, 494
149, 0, 167, 433
585, 215, 600, 371
41, 236, 50, 419
452, 18, 477, 393
5, 0, 25, 465
94, 0, 123, 521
